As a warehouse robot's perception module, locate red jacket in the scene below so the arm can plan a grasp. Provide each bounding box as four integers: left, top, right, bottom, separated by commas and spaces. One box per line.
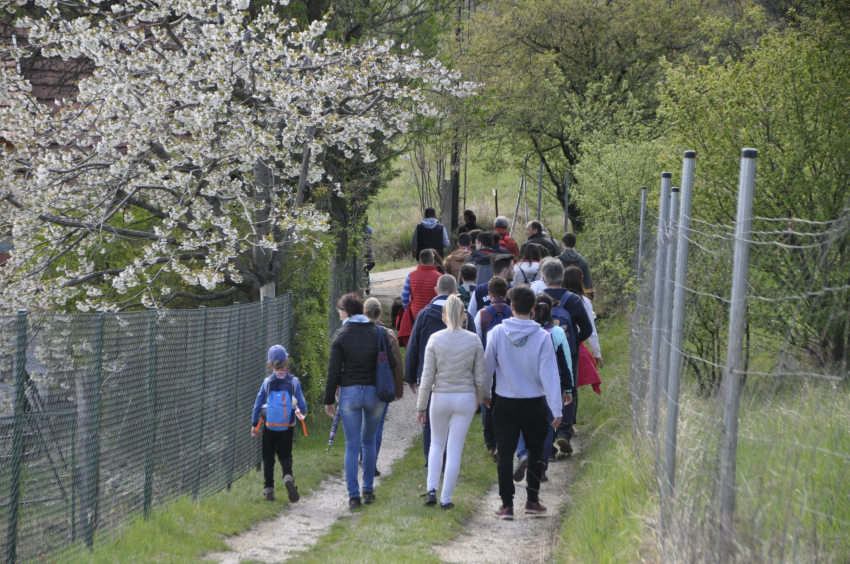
398, 265, 441, 343
494, 227, 519, 257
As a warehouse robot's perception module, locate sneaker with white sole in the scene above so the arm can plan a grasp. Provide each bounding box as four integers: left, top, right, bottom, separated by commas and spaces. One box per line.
494, 505, 514, 520
524, 500, 548, 515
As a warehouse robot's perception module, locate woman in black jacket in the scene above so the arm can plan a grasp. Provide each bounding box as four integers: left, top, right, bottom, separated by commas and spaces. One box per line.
325, 293, 397, 508
457, 210, 482, 234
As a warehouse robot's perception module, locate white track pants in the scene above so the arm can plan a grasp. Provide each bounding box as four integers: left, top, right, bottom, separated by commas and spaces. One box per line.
427, 392, 477, 504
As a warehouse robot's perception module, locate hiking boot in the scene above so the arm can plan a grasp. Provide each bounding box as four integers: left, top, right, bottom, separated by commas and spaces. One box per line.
539, 473, 549, 483
363, 491, 376, 504
263, 487, 275, 502
349, 497, 362, 509
494, 505, 514, 520
284, 475, 299, 503
525, 500, 548, 515
513, 456, 529, 482
441, 502, 455, 510
556, 437, 573, 455
424, 489, 438, 506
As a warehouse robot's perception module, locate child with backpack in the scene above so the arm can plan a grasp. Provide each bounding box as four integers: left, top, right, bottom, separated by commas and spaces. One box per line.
457, 264, 478, 309
252, 345, 306, 503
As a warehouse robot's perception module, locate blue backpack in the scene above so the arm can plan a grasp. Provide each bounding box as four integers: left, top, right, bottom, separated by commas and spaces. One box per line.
265, 378, 296, 429
550, 303, 577, 357
482, 305, 512, 348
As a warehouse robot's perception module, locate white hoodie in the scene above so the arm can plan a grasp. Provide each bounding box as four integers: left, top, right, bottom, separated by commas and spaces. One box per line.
483, 317, 563, 418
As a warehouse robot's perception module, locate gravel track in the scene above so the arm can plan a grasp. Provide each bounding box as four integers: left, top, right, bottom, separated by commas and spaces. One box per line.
204, 392, 421, 564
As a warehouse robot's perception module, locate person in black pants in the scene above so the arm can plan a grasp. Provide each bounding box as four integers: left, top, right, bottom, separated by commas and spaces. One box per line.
483, 285, 564, 519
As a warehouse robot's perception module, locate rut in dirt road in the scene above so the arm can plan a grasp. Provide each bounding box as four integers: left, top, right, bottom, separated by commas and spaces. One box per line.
204, 392, 421, 564
435, 436, 582, 564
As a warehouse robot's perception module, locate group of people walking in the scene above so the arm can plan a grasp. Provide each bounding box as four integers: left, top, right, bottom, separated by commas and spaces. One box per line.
253, 207, 602, 521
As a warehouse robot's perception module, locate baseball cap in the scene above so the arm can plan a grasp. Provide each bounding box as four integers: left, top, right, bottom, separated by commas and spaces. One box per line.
268, 345, 288, 367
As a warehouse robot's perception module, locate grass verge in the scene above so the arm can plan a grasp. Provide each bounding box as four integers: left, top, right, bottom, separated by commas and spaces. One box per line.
52, 413, 344, 564
553, 315, 656, 564
292, 416, 495, 564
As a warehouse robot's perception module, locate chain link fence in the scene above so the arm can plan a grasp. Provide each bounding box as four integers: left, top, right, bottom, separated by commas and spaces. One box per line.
631, 151, 850, 563
0, 293, 292, 563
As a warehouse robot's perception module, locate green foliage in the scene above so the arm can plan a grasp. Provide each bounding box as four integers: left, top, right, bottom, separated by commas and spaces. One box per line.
278, 236, 334, 408
571, 139, 676, 314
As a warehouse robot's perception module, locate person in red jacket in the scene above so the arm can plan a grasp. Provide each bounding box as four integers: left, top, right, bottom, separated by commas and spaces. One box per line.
493, 216, 519, 258
398, 250, 442, 345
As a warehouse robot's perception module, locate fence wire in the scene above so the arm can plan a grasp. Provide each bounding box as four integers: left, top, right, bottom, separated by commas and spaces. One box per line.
0, 293, 292, 563
631, 173, 850, 563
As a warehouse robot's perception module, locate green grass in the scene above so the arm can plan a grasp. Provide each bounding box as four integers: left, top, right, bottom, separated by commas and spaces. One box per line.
51, 413, 345, 564
552, 315, 657, 564
292, 416, 495, 564
370, 149, 571, 266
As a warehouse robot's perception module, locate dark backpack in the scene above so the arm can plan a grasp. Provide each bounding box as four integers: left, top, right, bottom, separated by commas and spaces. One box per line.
482, 305, 512, 348
550, 303, 577, 357
457, 285, 471, 308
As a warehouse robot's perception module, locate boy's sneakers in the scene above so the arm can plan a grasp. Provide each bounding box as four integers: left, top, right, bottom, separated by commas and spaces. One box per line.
263, 487, 275, 502
284, 475, 299, 503
513, 456, 529, 482
539, 473, 549, 483
555, 436, 573, 455
424, 489, 438, 506
363, 491, 376, 504
525, 500, 548, 515
494, 505, 514, 520
349, 497, 362, 509
441, 502, 454, 510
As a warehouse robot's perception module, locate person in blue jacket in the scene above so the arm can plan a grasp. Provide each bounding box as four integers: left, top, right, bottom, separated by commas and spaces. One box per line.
405, 274, 476, 463
252, 345, 306, 503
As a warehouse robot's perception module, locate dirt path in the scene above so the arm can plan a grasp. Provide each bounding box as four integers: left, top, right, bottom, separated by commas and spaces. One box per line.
435, 435, 583, 564
204, 392, 421, 564
368, 266, 413, 309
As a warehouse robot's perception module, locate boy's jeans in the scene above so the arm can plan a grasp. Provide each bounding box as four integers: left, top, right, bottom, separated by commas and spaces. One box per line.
339, 385, 383, 499
262, 426, 293, 488
517, 407, 554, 473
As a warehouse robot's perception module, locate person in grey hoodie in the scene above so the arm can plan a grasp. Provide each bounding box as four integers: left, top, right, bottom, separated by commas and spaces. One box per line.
484, 285, 564, 520
410, 207, 451, 258
558, 232, 593, 297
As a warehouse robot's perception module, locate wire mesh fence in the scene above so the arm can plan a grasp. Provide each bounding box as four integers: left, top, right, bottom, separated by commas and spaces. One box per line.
0, 293, 292, 563
631, 150, 850, 563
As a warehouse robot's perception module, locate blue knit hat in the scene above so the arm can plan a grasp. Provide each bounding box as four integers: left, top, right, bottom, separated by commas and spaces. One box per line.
268, 345, 288, 367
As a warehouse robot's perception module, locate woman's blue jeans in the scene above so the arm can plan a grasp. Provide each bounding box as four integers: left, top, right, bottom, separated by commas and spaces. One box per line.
363, 401, 390, 460
340, 385, 383, 499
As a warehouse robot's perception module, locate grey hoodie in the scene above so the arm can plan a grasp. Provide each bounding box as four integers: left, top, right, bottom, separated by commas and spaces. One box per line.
483, 317, 563, 417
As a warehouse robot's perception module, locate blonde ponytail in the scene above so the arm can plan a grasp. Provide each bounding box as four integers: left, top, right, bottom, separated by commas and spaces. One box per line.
443, 294, 467, 331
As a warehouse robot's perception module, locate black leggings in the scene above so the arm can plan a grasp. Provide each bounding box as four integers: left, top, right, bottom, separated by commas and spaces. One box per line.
262, 426, 294, 488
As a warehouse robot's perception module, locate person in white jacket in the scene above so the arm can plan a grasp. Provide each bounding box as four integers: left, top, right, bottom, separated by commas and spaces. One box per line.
513, 243, 541, 285
484, 285, 564, 520
417, 294, 488, 510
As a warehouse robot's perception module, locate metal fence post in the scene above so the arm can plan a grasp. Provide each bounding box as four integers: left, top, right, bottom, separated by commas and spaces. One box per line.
719, 149, 758, 564
660, 186, 680, 399
6, 311, 28, 564
142, 308, 158, 518
563, 171, 571, 234
647, 172, 672, 436
664, 151, 696, 499
78, 311, 105, 549
257, 297, 268, 471
637, 187, 647, 281
226, 304, 240, 491
192, 307, 208, 500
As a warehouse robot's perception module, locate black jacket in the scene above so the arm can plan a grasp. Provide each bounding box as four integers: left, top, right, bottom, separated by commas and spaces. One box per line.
463, 248, 496, 285
404, 296, 476, 385
325, 321, 398, 404
520, 232, 559, 258
458, 221, 482, 234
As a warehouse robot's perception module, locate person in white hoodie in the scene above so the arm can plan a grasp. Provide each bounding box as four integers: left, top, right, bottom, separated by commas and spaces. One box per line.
417, 294, 488, 510
484, 285, 564, 520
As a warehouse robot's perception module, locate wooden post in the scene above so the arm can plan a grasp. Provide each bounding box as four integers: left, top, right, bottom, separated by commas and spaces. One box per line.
493, 189, 499, 218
